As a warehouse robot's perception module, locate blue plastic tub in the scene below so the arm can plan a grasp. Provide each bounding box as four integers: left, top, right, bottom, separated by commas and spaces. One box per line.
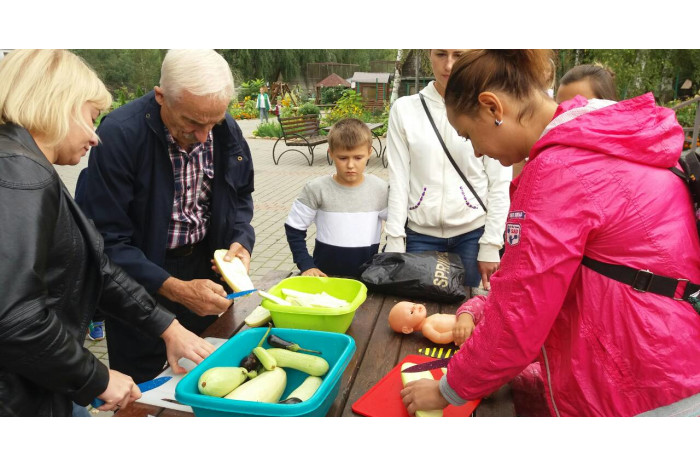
175, 328, 356, 416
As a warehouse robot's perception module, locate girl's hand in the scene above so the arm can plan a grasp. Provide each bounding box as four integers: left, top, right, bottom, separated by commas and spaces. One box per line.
453, 313, 475, 347
400, 379, 448, 415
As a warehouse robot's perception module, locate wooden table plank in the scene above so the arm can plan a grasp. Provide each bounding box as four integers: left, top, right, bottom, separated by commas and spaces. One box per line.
474, 384, 515, 416
326, 291, 386, 416
341, 294, 405, 416
115, 401, 164, 417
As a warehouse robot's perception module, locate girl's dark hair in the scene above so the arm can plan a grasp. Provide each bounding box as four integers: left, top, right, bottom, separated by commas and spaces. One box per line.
445, 49, 554, 121
559, 64, 617, 100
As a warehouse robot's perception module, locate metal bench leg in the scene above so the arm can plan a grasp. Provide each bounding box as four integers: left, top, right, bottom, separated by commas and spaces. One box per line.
272, 138, 283, 165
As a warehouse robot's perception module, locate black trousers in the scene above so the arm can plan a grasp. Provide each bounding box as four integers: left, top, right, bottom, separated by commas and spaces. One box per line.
105, 241, 218, 383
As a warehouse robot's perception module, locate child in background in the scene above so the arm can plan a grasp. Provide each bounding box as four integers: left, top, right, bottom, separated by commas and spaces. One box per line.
256, 86, 271, 122
284, 118, 388, 278
556, 63, 617, 103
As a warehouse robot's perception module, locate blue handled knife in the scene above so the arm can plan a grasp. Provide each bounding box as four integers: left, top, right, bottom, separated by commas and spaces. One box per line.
226, 289, 257, 300
91, 376, 172, 408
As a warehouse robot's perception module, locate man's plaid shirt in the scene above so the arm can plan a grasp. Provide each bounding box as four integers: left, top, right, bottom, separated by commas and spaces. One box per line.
164, 127, 214, 249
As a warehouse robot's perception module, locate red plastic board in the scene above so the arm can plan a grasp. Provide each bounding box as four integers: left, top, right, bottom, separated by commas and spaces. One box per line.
351, 354, 480, 417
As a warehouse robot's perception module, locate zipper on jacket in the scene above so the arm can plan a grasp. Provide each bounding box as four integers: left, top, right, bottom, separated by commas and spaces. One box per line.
440, 146, 447, 236
541, 346, 561, 417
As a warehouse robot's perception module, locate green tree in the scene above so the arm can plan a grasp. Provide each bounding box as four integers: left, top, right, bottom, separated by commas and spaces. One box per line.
557, 49, 700, 102
217, 49, 396, 84
72, 49, 166, 93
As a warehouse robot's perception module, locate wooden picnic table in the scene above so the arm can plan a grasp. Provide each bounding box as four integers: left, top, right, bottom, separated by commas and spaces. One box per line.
115, 270, 514, 417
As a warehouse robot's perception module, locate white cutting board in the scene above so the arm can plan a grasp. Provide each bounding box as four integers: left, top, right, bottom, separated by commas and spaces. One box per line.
138, 337, 227, 413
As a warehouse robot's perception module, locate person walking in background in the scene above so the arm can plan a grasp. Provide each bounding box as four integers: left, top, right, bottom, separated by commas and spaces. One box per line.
556, 63, 617, 103
384, 49, 511, 291
256, 86, 271, 122
0, 49, 215, 416
401, 49, 700, 417
76, 49, 255, 384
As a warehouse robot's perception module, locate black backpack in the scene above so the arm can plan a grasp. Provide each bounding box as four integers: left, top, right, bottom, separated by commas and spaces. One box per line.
582, 147, 700, 315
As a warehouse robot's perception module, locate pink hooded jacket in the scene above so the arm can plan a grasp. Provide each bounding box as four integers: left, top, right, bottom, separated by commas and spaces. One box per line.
444, 93, 700, 416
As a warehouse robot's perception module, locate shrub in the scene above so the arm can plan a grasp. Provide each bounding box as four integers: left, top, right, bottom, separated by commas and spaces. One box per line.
239, 78, 266, 100
253, 121, 283, 138
321, 86, 348, 104
667, 96, 698, 128
298, 102, 320, 116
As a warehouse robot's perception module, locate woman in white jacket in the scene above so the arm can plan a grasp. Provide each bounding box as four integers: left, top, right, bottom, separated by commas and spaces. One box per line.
385, 49, 511, 289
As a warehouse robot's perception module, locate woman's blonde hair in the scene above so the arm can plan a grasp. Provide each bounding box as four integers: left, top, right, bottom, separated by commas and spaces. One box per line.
0, 49, 112, 147
159, 49, 234, 104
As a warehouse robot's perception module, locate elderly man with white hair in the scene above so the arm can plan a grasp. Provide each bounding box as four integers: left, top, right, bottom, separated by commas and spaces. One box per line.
77, 49, 255, 383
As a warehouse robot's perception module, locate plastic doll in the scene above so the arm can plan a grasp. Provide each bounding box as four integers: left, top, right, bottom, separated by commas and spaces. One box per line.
388, 301, 456, 345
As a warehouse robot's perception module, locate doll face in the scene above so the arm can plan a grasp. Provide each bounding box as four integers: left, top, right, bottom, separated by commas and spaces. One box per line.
388, 301, 427, 334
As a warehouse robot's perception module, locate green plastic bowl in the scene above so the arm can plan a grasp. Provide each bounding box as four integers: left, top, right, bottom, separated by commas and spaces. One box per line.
261, 276, 367, 334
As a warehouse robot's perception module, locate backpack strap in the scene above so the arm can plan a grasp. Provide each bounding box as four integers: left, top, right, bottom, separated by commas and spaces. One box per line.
582, 256, 700, 309
676, 147, 700, 205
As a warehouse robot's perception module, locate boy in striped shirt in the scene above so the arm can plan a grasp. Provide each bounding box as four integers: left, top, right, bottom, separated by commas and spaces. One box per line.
285, 118, 388, 278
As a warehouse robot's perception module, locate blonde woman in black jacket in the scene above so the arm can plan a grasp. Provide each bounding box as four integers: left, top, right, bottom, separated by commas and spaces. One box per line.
0, 49, 215, 416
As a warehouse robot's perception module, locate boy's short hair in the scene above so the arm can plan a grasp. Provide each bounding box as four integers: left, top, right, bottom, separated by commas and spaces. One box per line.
328, 118, 373, 153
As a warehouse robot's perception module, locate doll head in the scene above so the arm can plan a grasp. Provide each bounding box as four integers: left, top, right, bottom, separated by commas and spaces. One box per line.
388, 301, 427, 334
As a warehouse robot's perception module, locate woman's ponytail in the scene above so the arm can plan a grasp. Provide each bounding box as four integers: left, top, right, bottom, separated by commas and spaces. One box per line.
445, 49, 554, 120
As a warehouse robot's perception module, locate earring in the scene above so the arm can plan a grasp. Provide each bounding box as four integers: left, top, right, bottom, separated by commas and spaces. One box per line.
495, 119, 503, 127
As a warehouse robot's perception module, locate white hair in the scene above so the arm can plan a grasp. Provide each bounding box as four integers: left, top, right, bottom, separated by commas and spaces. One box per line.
159, 49, 234, 103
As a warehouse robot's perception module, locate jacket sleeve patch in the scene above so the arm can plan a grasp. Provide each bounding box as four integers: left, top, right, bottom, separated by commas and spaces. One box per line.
506, 223, 521, 246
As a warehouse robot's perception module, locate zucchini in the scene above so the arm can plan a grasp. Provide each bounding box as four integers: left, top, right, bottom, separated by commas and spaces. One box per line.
253, 346, 277, 371
400, 363, 443, 417
225, 367, 287, 403
244, 306, 271, 327
213, 249, 255, 292
280, 376, 323, 404
265, 348, 329, 376
198, 367, 248, 397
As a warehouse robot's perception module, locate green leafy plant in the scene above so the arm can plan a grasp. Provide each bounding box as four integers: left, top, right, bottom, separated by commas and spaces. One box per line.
297, 102, 320, 116
253, 121, 283, 138
666, 96, 699, 127
319, 90, 388, 136
239, 78, 266, 100
321, 86, 348, 104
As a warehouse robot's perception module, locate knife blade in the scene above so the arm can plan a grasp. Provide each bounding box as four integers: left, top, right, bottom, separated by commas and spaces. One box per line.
91, 376, 172, 408
401, 357, 451, 373
226, 289, 257, 300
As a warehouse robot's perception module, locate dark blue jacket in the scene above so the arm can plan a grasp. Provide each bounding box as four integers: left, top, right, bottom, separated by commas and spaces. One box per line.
77, 91, 255, 294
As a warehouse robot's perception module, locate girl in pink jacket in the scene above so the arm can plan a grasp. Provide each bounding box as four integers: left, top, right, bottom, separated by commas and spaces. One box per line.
401, 49, 700, 417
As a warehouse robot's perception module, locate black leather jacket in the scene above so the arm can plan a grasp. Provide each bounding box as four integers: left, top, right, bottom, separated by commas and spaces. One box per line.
0, 124, 175, 416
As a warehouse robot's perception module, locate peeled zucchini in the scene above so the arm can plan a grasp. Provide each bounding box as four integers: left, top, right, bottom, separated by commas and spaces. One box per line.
225, 367, 287, 403
213, 249, 254, 292
265, 348, 329, 376
280, 376, 323, 404
244, 306, 271, 327
401, 363, 443, 417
